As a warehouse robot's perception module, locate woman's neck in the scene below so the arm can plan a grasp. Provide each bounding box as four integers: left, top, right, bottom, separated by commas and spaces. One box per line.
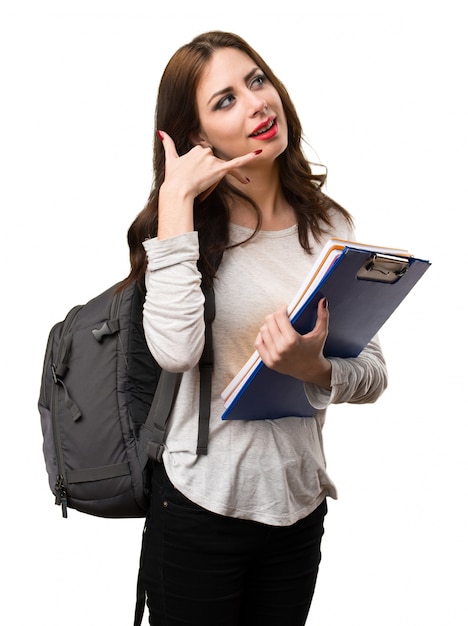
229, 165, 296, 231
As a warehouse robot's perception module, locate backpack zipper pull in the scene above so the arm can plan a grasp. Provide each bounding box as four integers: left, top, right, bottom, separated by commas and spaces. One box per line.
55, 475, 68, 518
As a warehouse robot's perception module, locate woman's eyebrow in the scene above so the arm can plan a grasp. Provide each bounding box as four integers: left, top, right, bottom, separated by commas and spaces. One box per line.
207, 67, 261, 105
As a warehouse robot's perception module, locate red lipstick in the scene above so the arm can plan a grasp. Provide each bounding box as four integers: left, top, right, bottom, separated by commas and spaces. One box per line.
249, 116, 278, 140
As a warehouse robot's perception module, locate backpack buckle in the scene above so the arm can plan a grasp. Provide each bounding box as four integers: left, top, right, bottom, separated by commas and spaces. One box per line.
146, 441, 164, 463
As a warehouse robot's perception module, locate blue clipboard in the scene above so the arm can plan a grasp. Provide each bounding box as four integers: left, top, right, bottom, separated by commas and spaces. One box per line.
221, 245, 431, 421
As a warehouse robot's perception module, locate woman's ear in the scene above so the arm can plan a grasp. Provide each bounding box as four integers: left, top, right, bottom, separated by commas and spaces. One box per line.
189, 130, 208, 147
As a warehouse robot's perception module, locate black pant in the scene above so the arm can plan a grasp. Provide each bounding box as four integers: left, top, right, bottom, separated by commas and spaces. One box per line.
139, 462, 327, 626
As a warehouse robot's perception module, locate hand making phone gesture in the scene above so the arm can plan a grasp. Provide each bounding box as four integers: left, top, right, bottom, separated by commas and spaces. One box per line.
156, 130, 262, 240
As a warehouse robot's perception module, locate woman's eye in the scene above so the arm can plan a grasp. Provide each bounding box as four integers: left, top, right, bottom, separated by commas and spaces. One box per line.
216, 95, 235, 109
251, 74, 266, 88
214, 75, 267, 110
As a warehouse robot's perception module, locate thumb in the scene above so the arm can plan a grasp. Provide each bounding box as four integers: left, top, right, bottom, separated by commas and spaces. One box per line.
317, 297, 329, 324
306, 297, 329, 338
157, 130, 179, 161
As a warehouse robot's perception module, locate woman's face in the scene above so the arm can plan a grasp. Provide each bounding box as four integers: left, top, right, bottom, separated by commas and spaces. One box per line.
193, 47, 288, 162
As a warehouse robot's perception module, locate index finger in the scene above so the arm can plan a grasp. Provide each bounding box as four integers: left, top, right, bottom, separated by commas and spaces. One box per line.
262, 307, 294, 339
271, 307, 296, 338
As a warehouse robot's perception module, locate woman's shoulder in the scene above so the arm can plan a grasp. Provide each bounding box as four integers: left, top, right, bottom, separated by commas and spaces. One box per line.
317, 204, 356, 244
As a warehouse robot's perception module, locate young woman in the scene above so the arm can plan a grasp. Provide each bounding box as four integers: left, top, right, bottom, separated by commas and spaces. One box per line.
126, 31, 388, 626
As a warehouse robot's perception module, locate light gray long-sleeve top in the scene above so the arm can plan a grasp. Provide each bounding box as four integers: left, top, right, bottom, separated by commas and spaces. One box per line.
143, 213, 388, 526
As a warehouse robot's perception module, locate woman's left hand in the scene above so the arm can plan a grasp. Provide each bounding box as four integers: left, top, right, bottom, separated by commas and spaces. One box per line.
254, 298, 332, 389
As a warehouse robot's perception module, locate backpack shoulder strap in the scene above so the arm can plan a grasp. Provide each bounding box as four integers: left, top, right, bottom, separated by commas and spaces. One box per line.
197, 283, 215, 455
145, 370, 182, 463
144, 282, 216, 461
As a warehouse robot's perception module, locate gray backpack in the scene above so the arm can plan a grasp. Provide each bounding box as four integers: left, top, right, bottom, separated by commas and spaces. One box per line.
38, 279, 215, 519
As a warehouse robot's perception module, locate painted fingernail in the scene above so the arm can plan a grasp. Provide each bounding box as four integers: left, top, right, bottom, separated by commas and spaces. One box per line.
253, 149, 262, 155
157, 130, 164, 141
322, 298, 328, 309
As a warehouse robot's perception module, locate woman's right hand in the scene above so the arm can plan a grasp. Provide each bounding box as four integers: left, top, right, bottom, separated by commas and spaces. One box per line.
156, 130, 261, 239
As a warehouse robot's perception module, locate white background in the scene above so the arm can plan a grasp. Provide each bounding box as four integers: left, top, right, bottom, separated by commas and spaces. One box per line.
1, 1, 466, 624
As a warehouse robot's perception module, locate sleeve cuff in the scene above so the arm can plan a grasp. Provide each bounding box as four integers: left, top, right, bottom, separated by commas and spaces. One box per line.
303, 358, 346, 409
143, 232, 199, 271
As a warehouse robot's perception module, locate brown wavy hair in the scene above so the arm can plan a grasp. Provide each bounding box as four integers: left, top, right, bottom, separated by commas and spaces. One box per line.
123, 31, 352, 288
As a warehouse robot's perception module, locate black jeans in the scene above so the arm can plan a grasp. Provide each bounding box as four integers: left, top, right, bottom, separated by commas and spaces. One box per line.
139, 462, 327, 626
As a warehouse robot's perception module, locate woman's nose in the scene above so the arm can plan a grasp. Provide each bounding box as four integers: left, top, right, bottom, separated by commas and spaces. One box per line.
251, 98, 268, 117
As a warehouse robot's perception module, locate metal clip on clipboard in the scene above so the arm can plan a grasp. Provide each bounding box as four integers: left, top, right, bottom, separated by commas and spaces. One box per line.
357, 253, 410, 284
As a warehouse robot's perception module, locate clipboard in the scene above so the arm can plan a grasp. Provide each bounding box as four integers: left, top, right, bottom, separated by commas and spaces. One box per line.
221, 240, 431, 421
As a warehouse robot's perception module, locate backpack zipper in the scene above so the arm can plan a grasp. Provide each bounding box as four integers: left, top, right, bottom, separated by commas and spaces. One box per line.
50, 305, 82, 518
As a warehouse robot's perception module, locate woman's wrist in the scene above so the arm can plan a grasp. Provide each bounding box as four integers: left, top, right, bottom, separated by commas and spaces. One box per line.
157, 182, 195, 239
303, 358, 332, 390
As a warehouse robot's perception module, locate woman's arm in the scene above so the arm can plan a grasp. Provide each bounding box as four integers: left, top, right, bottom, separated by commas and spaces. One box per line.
142, 132, 262, 370
304, 337, 388, 409
143, 232, 205, 372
